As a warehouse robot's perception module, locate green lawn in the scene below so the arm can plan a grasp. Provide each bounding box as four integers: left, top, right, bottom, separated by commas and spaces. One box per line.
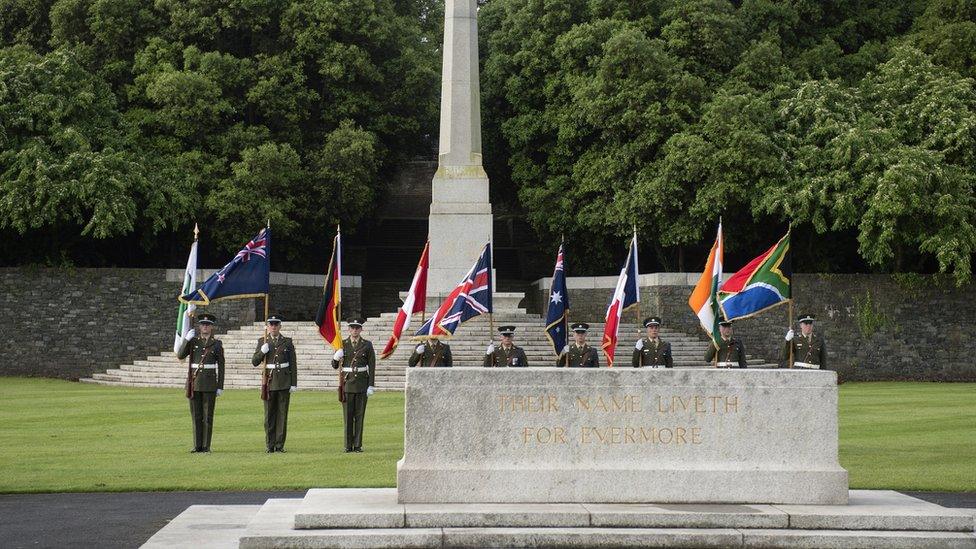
0, 378, 973, 493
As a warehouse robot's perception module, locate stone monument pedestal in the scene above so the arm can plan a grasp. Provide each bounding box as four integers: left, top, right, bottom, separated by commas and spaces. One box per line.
397, 368, 849, 505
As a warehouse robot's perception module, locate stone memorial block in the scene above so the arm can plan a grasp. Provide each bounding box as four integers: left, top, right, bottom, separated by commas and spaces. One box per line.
397, 368, 848, 504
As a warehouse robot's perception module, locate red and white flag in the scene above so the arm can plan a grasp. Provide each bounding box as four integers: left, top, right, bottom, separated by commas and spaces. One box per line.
380, 241, 429, 359
602, 232, 640, 367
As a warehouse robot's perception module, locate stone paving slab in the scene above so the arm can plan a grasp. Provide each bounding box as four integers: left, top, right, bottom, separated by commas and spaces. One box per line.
741, 528, 976, 548
439, 526, 742, 548
584, 502, 789, 529
772, 490, 975, 531
141, 505, 261, 549
295, 489, 404, 529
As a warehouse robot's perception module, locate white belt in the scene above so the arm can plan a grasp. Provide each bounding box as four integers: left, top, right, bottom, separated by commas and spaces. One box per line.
266, 362, 290, 369
716, 361, 738, 368
342, 367, 368, 373
642, 365, 664, 369
793, 361, 820, 369
192, 364, 217, 370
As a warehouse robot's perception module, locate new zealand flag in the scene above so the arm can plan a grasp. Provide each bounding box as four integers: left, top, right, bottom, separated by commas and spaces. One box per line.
180, 228, 271, 305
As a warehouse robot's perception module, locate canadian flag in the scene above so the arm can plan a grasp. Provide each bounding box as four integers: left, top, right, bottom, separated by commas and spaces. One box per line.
380, 242, 429, 359
602, 233, 640, 367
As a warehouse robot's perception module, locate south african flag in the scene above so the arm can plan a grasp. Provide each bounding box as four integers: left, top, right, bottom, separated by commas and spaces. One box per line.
719, 230, 791, 320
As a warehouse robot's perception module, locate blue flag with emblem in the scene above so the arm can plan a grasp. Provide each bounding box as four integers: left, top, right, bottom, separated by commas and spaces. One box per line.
180, 228, 271, 305
544, 243, 570, 356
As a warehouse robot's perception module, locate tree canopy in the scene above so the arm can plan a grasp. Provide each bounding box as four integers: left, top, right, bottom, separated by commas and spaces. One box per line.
1, 0, 975, 284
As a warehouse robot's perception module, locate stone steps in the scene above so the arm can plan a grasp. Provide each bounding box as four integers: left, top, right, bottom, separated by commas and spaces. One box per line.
142, 490, 976, 549
82, 316, 770, 389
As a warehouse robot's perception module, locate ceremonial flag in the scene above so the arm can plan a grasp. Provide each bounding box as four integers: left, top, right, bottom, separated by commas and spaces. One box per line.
315, 229, 342, 351
380, 241, 429, 359
601, 233, 639, 367
414, 243, 492, 338
544, 243, 570, 356
719, 230, 791, 320
173, 225, 198, 354
180, 227, 270, 305
688, 221, 724, 347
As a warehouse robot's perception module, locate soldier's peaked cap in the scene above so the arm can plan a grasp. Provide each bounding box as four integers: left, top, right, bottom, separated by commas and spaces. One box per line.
571, 322, 589, 332
347, 317, 366, 327
197, 313, 217, 324
498, 325, 516, 335
643, 316, 662, 327
267, 314, 283, 324
718, 319, 733, 327
799, 314, 816, 323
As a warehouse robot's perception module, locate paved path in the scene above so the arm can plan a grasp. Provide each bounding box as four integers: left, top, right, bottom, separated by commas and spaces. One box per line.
0, 490, 972, 548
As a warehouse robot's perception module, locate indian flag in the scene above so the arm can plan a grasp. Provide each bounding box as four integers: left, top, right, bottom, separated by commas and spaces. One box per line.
688, 222, 723, 347
720, 230, 791, 320
174, 227, 198, 354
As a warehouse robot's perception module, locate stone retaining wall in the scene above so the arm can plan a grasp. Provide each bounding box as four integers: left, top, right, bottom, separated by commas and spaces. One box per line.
525, 273, 976, 382
1, 268, 361, 380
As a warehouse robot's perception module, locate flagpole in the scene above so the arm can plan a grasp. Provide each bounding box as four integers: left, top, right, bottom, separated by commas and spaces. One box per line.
788, 299, 794, 368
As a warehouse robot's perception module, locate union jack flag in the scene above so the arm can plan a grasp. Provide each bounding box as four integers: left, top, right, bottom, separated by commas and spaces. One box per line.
415, 243, 492, 338
180, 228, 271, 305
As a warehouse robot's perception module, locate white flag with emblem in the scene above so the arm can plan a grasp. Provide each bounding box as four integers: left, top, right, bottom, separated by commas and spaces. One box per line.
174, 228, 199, 354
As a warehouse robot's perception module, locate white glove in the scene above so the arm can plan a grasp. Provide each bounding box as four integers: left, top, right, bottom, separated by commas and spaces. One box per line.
635, 339, 644, 350
785, 329, 794, 341
184, 329, 196, 341
261, 342, 270, 354
486, 343, 495, 355
333, 349, 344, 361
415, 344, 425, 354
216, 389, 223, 397
562, 345, 570, 354
289, 386, 297, 393
366, 386, 375, 396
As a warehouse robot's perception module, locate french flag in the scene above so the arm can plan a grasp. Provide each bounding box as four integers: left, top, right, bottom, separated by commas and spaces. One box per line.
415, 243, 493, 338
602, 233, 639, 367
380, 241, 429, 359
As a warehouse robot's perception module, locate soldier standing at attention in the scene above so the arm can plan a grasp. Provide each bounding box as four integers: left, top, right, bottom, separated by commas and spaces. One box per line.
409, 336, 453, 367
705, 320, 747, 368
781, 314, 827, 369
252, 314, 297, 453
633, 317, 673, 368
485, 326, 529, 367
557, 323, 599, 367
331, 318, 375, 453
177, 313, 225, 453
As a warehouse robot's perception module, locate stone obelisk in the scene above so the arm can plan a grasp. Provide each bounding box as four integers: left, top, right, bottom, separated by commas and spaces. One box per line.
427, 0, 492, 295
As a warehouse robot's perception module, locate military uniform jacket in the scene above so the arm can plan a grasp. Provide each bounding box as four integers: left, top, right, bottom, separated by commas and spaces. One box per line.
781, 334, 827, 369
409, 342, 453, 367
177, 336, 226, 391
705, 337, 747, 368
557, 344, 599, 368
331, 338, 376, 393
632, 338, 673, 368
484, 345, 529, 367
251, 335, 297, 390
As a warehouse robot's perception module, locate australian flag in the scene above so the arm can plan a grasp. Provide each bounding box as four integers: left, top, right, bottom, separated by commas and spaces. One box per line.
544, 243, 569, 356
180, 228, 271, 305
415, 242, 492, 338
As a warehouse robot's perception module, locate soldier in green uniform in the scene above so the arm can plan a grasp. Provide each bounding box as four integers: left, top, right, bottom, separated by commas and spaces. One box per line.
780, 313, 827, 369
633, 317, 673, 368
705, 320, 747, 368
176, 313, 225, 453
484, 326, 529, 367
556, 323, 599, 367
251, 314, 297, 453
331, 318, 375, 453
409, 336, 452, 367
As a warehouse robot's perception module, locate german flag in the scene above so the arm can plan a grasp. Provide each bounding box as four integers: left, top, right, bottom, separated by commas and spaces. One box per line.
315, 229, 342, 350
